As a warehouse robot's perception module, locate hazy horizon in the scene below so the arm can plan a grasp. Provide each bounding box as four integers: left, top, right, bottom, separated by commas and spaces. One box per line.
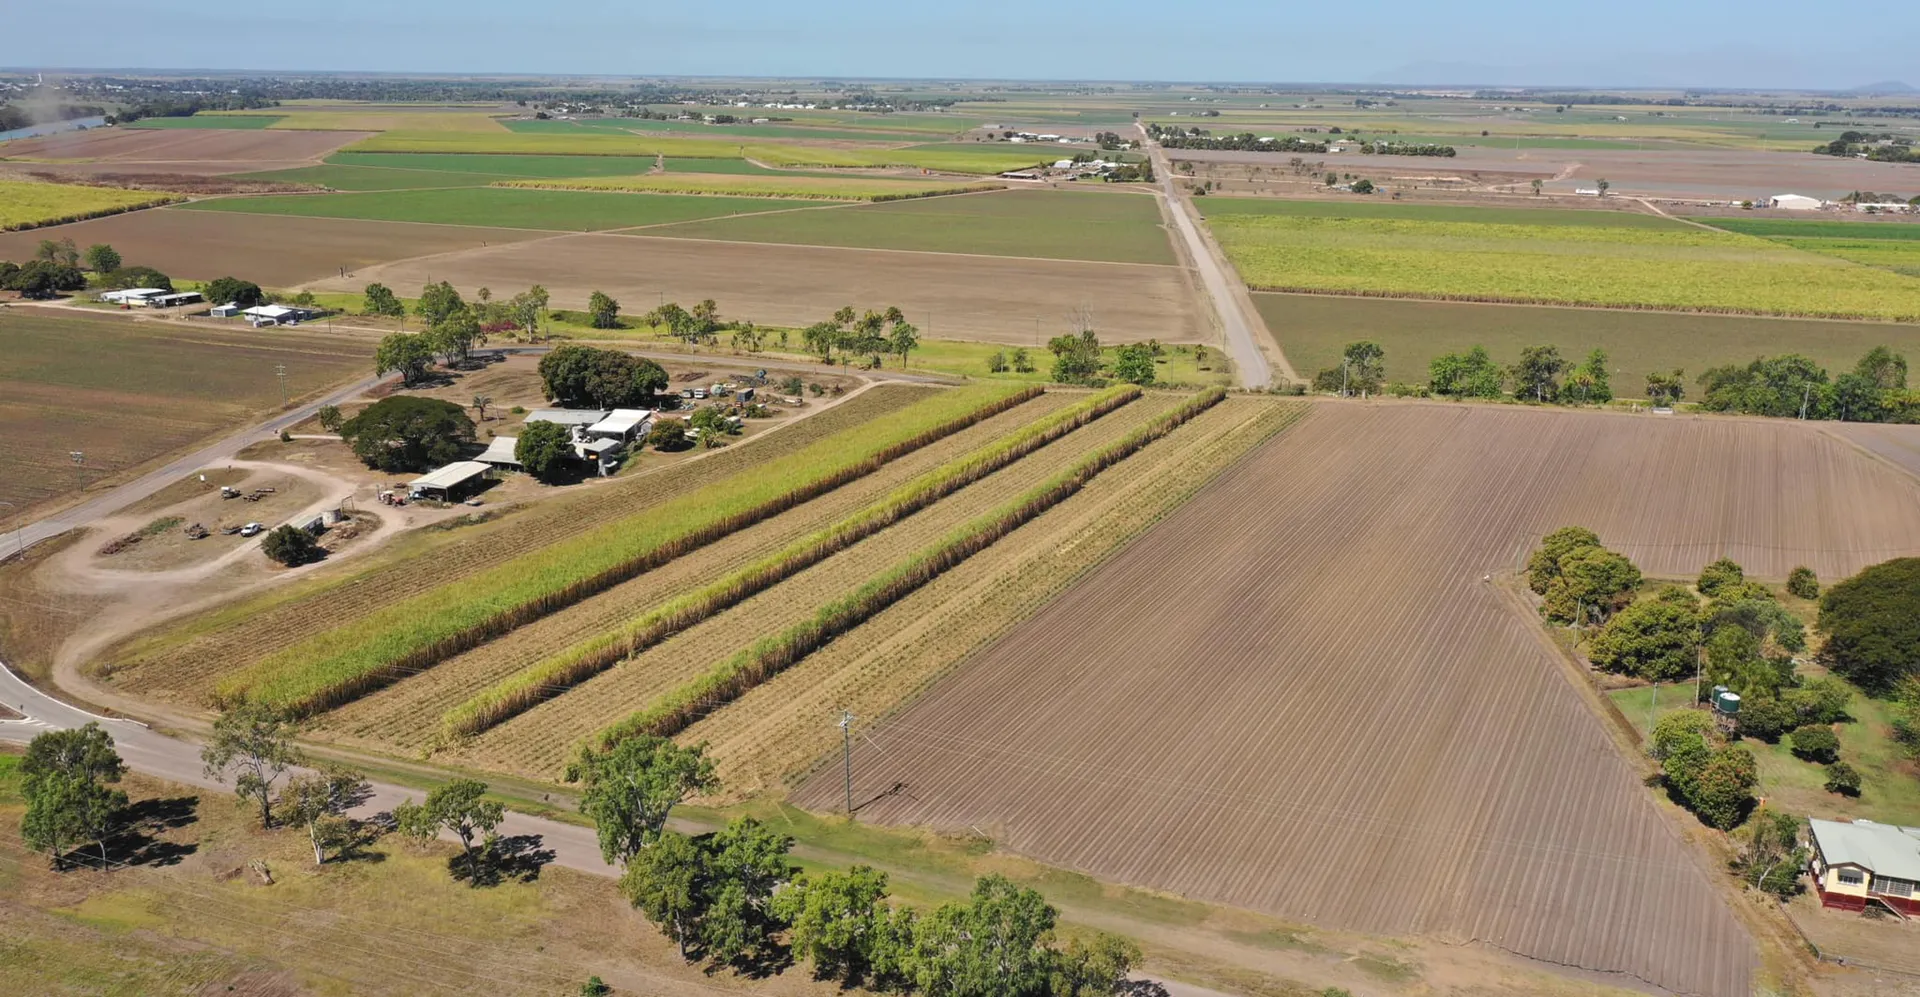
5, 0, 1916, 93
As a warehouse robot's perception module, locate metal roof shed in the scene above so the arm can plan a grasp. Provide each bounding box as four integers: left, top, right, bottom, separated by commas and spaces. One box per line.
408, 461, 494, 501
587, 409, 652, 440
476, 436, 522, 468
525, 408, 607, 427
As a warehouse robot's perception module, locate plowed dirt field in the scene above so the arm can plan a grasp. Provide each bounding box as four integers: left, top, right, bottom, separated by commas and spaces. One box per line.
801, 403, 1920, 997
300, 233, 1209, 345
0, 209, 541, 286
0, 128, 367, 173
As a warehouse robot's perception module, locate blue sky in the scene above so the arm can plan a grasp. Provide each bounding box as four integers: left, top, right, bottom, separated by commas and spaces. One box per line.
9, 0, 1917, 90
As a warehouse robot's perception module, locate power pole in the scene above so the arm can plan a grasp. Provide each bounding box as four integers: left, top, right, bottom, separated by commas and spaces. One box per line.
275, 364, 288, 407
839, 710, 856, 817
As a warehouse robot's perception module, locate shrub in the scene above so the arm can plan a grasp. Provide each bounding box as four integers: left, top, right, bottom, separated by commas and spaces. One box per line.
316, 404, 343, 433
1651, 709, 1718, 760
1789, 724, 1840, 763
1691, 746, 1758, 830
1787, 676, 1852, 725
1737, 696, 1798, 742
1824, 761, 1861, 796
1527, 526, 1601, 594
987, 351, 1008, 373
261, 525, 323, 567
516, 420, 576, 482
1787, 566, 1820, 600
1587, 600, 1699, 681
1697, 557, 1745, 597
1817, 557, 1920, 693
647, 418, 687, 451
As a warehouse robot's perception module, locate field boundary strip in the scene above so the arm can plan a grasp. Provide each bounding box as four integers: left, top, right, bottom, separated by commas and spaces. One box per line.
1240, 281, 1920, 323
595, 387, 1229, 747
436, 385, 1142, 740
494, 177, 1005, 202
213, 383, 1040, 715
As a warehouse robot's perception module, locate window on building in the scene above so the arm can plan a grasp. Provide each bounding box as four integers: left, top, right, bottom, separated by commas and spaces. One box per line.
1837, 869, 1865, 886
1877, 877, 1915, 898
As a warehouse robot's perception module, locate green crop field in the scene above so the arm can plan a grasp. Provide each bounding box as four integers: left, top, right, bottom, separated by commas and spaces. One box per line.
1254, 292, 1920, 394
176, 187, 803, 231
325, 152, 668, 177
232, 164, 511, 190
498, 174, 999, 201
1200, 197, 1687, 229
1693, 217, 1920, 277
0, 179, 178, 231
123, 115, 285, 129
1204, 199, 1920, 320
645, 188, 1175, 264
1695, 218, 1920, 241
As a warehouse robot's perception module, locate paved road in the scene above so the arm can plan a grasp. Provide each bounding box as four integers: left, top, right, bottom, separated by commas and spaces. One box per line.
1139, 128, 1279, 389
0, 656, 622, 877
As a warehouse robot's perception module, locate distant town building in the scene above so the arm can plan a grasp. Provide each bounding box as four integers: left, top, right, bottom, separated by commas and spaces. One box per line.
1769, 194, 1825, 210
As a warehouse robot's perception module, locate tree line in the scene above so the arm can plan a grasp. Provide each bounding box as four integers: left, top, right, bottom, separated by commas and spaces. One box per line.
1146, 123, 1328, 153
0, 239, 166, 300
1315, 340, 1920, 421
572, 737, 1143, 995
1813, 130, 1920, 164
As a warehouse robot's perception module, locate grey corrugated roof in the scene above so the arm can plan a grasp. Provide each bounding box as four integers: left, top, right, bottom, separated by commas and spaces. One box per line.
1810, 818, 1920, 881
525, 408, 606, 426
409, 461, 492, 490
476, 437, 520, 465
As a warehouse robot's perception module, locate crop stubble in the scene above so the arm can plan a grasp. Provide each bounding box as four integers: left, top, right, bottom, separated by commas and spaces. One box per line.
801, 404, 1920, 997
108, 385, 938, 701
434, 392, 1189, 779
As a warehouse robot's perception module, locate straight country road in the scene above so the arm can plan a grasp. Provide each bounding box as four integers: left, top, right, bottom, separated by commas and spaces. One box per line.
1139, 126, 1289, 389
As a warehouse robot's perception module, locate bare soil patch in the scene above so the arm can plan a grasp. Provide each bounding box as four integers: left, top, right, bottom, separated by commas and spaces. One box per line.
804, 403, 1920, 997
0, 210, 541, 285
303, 233, 1209, 345
0, 127, 369, 172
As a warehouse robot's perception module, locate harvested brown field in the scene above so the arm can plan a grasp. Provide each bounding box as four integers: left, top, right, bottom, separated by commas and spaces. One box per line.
302, 232, 1209, 345
0, 209, 541, 286
1824, 422, 1920, 482
106, 385, 939, 703
0, 127, 368, 173
0, 311, 368, 530
801, 403, 1920, 997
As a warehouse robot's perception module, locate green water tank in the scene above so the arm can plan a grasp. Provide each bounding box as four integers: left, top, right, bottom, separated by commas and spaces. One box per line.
1715, 691, 1742, 715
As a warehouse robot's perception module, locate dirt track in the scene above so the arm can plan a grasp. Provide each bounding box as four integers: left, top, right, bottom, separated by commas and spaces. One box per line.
802, 404, 1920, 997
303, 233, 1210, 344
0, 209, 542, 285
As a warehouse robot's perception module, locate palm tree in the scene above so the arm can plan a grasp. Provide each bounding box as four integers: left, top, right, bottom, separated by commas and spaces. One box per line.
471, 394, 492, 423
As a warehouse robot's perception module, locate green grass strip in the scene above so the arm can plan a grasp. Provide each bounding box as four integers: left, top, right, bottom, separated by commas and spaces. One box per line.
217, 383, 1039, 714
439, 385, 1141, 740
596, 387, 1228, 746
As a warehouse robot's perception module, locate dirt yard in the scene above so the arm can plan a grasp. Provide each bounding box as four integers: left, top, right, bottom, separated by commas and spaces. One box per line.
302, 232, 1210, 344
0, 209, 543, 285
0, 127, 369, 173
800, 402, 1920, 997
